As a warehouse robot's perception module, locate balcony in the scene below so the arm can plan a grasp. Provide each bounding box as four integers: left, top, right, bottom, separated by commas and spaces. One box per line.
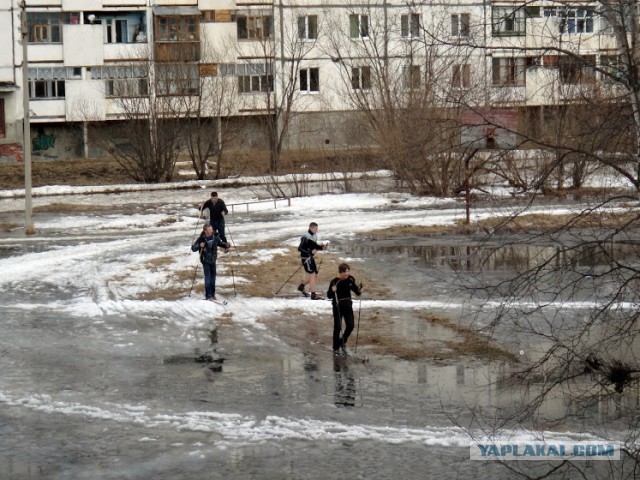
104, 43, 149, 61
63, 25, 104, 66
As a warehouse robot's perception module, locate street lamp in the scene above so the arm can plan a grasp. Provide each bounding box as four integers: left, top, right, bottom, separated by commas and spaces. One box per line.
20, 0, 34, 234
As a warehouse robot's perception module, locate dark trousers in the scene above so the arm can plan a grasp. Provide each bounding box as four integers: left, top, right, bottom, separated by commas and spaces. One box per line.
211, 217, 227, 243
332, 301, 354, 351
202, 261, 217, 298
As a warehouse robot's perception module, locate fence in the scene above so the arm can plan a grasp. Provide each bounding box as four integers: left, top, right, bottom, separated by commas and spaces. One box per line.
227, 197, 291, 214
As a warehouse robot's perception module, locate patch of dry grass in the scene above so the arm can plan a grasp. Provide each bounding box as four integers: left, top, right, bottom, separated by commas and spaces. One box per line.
365, 210, 640, 238
221, 240, 391, 299
33, 203, 113, 213
0, 222, 20, 232
157, 216, 182, 226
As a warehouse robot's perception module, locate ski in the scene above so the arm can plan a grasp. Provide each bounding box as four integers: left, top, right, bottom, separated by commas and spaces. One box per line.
203, 298, 228, 306
273, 294, 331, 301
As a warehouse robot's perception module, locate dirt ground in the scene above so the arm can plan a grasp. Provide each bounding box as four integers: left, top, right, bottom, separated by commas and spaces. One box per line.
0, 151, 381, 190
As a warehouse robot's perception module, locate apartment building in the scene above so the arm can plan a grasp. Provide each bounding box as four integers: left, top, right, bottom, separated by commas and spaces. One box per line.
0, 0, 624, 161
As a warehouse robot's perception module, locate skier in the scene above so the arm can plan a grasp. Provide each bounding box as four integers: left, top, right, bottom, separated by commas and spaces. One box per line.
297, 222, 328, 300
200, 191, 229, 244
191, 223, 229, 301
327, 263, 363, 355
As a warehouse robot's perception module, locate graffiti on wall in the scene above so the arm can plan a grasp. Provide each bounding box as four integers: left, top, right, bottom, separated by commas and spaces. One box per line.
32, 129, 56, 151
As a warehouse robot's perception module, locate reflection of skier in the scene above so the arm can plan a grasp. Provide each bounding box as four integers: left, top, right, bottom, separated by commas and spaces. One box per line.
200, 192, 229, 244
333, 358, 356, 407
297, 222, 328, 300
191, 224, 229, 301
327, 263, 363, 355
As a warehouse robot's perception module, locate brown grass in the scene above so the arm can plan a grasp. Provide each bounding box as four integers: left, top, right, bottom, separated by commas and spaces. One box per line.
32, 203, 114, 213
157, 216, 182, 226
365, 210, 640, 239
221, 241, 390, 299
0, 222, 20, 232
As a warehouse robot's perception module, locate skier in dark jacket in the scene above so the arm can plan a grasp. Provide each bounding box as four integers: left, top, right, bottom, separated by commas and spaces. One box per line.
297, 222, 328, 299
200, 191, 229, 244
327, 263, 363, 355
191, 223, 229, 301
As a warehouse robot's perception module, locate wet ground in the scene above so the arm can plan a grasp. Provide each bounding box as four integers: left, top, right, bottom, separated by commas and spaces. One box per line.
0, 185, 635, 479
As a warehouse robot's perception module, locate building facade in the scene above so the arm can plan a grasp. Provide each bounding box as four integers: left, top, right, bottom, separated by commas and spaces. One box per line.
0, 0, 625, 161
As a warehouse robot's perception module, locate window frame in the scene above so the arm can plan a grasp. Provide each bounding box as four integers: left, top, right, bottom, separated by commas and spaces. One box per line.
400, 13, 421, 38
298, 15, 318, 40
452, 64, 471, 89
238, 73, 274, 93
27, 12, 69, 44
300, 67, 320, 93
491, 7, 526, 37
492, 57, 527, 86
558, 55, 596, 84
351, 66, 371, 90
349, 14, 369, 39
237, 14, 273, 40
403, 64, 421, 89
451, 13, 470, 37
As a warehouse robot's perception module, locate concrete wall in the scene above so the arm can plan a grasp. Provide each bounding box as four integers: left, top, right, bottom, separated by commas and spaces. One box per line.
30, 122, 83, 160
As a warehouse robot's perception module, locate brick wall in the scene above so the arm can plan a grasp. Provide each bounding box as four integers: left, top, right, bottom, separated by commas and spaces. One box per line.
0, 143, 24, 163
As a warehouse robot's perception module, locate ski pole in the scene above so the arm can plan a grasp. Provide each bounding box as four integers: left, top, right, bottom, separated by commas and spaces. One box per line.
354, 283, 363, 353
188, 259, 200, 297
231, 266, 237, 296
190, 209, 203, 252
226, 223, 240, 256
274, 263, 304, 295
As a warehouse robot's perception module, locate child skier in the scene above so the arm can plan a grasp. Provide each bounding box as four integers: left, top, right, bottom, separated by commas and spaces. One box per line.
191, 224, 229, 301
327, 263, 363, 355
297, 222, 328, 300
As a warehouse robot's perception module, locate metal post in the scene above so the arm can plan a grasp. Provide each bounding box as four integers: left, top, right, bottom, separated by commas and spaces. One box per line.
20, 0, 34, 234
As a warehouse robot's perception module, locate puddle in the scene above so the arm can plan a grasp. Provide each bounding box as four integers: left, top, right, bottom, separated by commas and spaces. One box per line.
343, 239, 640, 273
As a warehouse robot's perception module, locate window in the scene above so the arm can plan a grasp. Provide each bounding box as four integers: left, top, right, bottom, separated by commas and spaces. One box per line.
452, 64, 471, 88
92, 65, 149, 97
558, 55, 596, 84
237, 62, 273, 93
28, 67, 67, 99
238, 74, 273, 93
349, 14, 369, 38
545, 8, 594, 34
156, 16, 199, 42
298, 15, 318, 40
492, 7, 526, 36
492, 57, 527, 86
237, 14, 272, 39
104, 18, 129, 43
403, 65, 421, 89
351, 66, 371, 90
27, 12, 70, 43
451, 13, 470, 37
0, 99, 5, 138
156, 64, 199, 96
401, 13, 420, 38
300, 68, 319, 92
600, 55, 626, 82
30, 79, 65, 99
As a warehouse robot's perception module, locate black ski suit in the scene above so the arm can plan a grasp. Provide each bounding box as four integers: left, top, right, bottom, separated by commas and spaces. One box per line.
201, 198, 229, 243
298, 230, 323, 274
327, 275, 362, 352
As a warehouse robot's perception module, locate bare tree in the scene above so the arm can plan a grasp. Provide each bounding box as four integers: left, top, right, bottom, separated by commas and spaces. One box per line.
321, 1, 488, 196
235, 5, 321, 172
